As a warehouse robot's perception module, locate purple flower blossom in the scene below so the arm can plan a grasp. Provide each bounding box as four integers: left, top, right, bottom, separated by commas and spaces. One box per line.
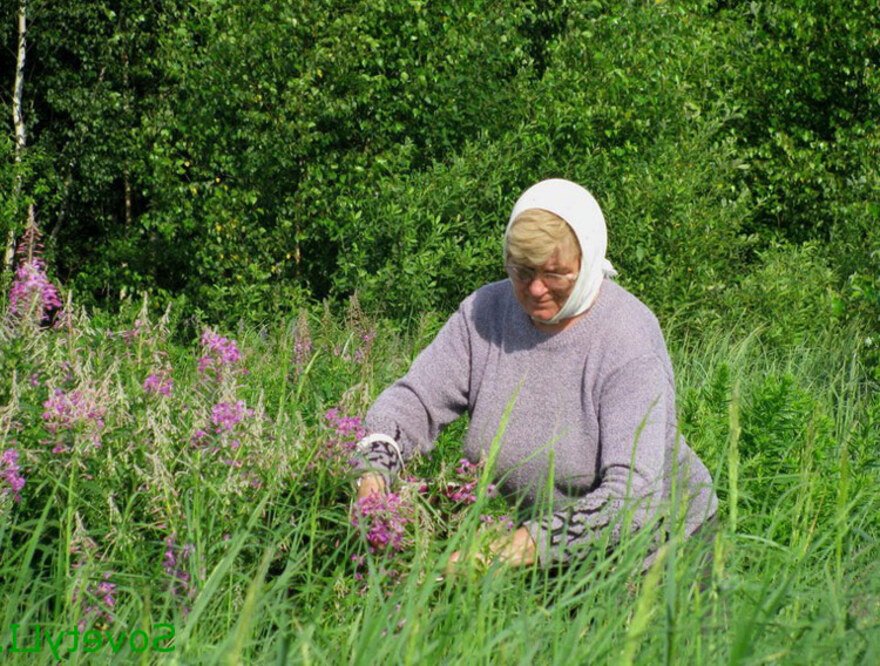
143, 371, 174, 397
1, 449, 25, 501
121, 319, 146, 345
8, 258, 62, 320
164, 534, 196, 605
351, 492, 412, 552
42, 388, 106, 449
198, 330, 242, 379
324, 408, 367, 441
317, 408, 368, 474
76, 572, 116, 631
190, 429, 209, 447
211, 400, 252, 433
444, 458, 495, 505
353, 329, 377, 364
480, 514, 515, 530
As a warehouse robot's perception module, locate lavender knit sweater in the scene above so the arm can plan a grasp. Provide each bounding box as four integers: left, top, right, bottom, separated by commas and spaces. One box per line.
358, 278, 718, 565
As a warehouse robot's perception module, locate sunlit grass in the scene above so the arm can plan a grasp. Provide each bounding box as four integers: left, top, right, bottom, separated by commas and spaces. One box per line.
0, 300, 877, 664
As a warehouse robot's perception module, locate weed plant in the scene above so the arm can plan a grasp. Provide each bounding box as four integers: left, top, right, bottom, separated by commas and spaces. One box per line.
0, 293, 878, 664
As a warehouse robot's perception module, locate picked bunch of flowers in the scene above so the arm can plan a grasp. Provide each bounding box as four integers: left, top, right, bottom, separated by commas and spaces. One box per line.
443, 458, 496, 505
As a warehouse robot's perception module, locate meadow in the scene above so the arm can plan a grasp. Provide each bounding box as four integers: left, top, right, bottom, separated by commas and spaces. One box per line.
2, 1, 878, 662
1, 287, 877, 664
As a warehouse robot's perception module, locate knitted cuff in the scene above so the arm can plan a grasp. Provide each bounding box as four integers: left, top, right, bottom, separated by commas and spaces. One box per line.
352, 433, 404, 486
524, 514, 570, 568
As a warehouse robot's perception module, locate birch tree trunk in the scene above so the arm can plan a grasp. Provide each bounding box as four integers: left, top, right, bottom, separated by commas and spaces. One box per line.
7, 0, 36, 272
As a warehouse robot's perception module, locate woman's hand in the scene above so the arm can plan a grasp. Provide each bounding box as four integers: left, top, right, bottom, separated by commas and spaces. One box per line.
355, 471, 387, 501
446, 526, 538, 575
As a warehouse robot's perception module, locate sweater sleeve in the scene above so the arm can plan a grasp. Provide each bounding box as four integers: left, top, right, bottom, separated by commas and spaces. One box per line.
524, 354, 670, 566
355, 304, 472, 481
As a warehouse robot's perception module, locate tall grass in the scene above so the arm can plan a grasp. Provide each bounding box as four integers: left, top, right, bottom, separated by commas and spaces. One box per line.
0, 298, 877, 664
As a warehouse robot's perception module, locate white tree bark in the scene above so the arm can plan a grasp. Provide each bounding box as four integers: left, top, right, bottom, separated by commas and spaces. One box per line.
12, 2, 27, 159
7, 0, 36, 270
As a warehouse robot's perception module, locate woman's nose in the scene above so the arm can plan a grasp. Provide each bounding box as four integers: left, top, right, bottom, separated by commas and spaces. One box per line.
528, 276, 549, 296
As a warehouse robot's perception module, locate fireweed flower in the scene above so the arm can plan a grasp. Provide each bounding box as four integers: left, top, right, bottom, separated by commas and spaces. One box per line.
351, 492, 412, 552
480, 514, 515, 530
324, 408, 367, 441
42, 388, 106, 451
1, 449, 26, 502
164, 534, 196, 607
198, 330, 242, 380
211, 400, 253, 433
318, 408, 367, 473
76, 572, 116, 631
8, 257, 63, 321
143, 371, 174, 397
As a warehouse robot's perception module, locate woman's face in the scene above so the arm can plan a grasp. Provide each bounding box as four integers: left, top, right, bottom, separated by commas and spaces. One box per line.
509, 248, 580, 322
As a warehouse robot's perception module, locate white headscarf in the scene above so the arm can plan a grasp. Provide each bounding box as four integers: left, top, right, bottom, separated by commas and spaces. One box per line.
505, 178, 617, 325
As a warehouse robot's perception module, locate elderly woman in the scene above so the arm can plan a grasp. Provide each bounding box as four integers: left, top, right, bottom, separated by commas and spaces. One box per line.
354, 178, 717, 568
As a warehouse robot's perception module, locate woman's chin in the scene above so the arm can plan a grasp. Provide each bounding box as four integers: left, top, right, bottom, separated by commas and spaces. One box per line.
527, 304, 559, 321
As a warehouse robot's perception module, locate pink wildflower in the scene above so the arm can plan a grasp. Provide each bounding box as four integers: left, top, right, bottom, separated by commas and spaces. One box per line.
318, 407, 367, 473
444, 458, 495, 504
8, 258, 62, 320
190, 429, 209, 447
164, 534, 196, 606
1, 449, 26, 501
198, 330, 242, 380
324, 408, 367, 441
211, 400, 252, 433
42, 388, 106, 449
76, 572, 116, 631
143, 371, 174, 397
351, 492, 412, 552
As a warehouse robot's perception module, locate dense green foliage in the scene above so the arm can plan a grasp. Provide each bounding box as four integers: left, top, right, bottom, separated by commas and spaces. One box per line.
2, 0, 877, 337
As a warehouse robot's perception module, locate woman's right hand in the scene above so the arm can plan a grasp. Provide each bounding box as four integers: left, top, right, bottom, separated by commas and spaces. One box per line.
356, 471, 387, 501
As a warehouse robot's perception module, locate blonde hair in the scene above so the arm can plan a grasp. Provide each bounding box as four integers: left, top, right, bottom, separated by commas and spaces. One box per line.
506, 208, 581, 266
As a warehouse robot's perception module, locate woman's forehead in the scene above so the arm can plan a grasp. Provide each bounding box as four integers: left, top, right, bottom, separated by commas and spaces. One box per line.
530, 248, 580, 270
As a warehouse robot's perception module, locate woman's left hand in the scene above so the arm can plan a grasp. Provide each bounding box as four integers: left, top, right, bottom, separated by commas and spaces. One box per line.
447, 527, 538, 574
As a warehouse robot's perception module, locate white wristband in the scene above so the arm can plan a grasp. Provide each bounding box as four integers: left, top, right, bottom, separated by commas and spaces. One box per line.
356, 433, 405, 470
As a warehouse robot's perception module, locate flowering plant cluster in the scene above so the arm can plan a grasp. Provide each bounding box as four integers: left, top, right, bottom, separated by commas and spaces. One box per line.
163, 534, 196, 612
8, 257, 63, 322
143, 371, 174, 397
198, 330, 243, 380
292, 311, 313, 374
315, 408, 367, 474
191, 399, 257, 468
42, 387, 107, 452
1, 449, 26, 502
76, 573, 117, 631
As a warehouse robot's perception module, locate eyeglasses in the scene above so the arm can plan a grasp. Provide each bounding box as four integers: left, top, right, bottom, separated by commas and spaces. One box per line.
505, 264, 578, 290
